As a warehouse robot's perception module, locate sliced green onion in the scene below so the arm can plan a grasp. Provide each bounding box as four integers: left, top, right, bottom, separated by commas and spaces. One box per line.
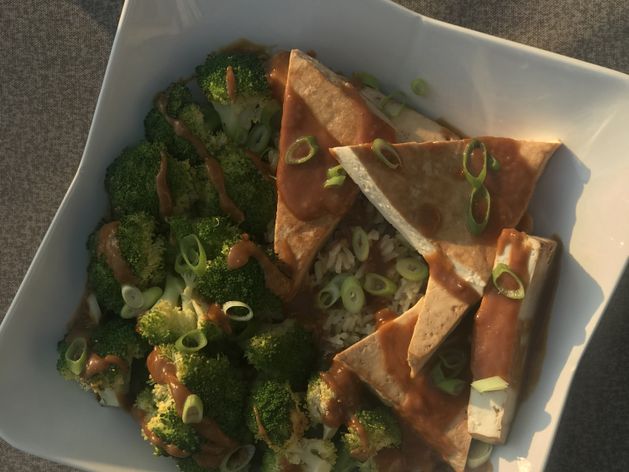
220, 444, 256, 472
174, 253, 188, 275
285, 135, 318, 165
410, 77, 428, 96
65, 337, 88, 376
340, 276, 365, 314
175, 329, 208, 353
246, 123, 272, 154
330, 273, 350, 288
395, 257, 429, 282
86, 293, 102, 324
222, 301, 254, 322
466, 185, 491, 236
380, 94, 406, 118
467, 440, 493, 469
492, 263, 525, 299
351, 227, 370, 262
437, 378, 467, 396
363, 273, 397, 297
438, 348, 467, 377
371, 138, 401, 169
471, 376, 509, 393
489, 153, 501, 171
324, 175, 346, 188
462, 139, 488, 189
317, 283, 341, 309
179, 234, 207, 277
142, 286, 163, 309
120, 304, 139, 319
182, 394, 204, 424
352, 71, 380, 90
121, 285, 144, 309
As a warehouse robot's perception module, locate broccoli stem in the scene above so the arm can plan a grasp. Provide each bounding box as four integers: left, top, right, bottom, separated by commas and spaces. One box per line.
161, 274, 183, 306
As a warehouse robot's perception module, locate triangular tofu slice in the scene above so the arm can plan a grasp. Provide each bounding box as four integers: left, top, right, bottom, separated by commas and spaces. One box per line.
273, 50, 458, 294
331, 138, 559, 374
335, 300, 471, 472
468, 229, 558, 443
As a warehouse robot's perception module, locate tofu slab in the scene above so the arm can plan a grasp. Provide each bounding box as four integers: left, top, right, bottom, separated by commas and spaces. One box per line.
335, 300, 471, 472
331, 138, 559, 374
468, 229, 557, 443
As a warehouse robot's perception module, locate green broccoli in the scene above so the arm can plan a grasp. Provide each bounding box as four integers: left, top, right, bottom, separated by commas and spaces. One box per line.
87, 256, 124, 314
306, 375, 341, 438
332, 441, 361, 472
176, 457, 212, 472
196, 51, 278, 144
105, 140, 196, 218
261, 439, 338, 472
342, 407, 401, 462
246, 379, 308, 451
244, 319, 317, 389
169, 215, 240, 261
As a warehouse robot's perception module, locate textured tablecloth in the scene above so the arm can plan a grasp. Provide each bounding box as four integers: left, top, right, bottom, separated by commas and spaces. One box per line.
1, 0, 627, 470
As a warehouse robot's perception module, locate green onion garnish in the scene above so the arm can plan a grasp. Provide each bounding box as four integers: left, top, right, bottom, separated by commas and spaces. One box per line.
246, 123, 272, 154
182, 394, 204, 424
489, 153, 501, 171
285, 135, 318, 165
466, 185, 491, 235
65, 337, 88, 376
467, 440, 494, 469
410, 77, 428, 96
438, 348, 467, 377
175, 329, 208, 353
363, 273, 397, 297
120, 286, 163, 319
174, 253, 188, 275
492, 263, 525, 299
179, 234, 207, 277
462, 139, 488, 189
471, 376, 509, 393
324, 165, 348, 188
222, 301, 254, 322
121, 285, 144, 309
395, 257, 428, 282
371, 138, 401, 169
341, 276, 365, 314
317, 283, 341, 309
437, 378, 467, 396
220, 444, 256, 472
86, 293, 102, 324
351, 227, 370, 262
352, 71, 380, 90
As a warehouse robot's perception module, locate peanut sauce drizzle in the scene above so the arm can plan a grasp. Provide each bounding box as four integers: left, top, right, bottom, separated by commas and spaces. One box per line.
374, 308, 397, 330
207, 303, 232, 335
245, 149, 272, 181
155, 92, 244, 224
97, 222, 139, 286
226, 236, 293, 300
156, 151, 174, 217
348, 415, 371, 461
225, 65, 237, 102
319, 360, 364, 428
83, 353, 128, 378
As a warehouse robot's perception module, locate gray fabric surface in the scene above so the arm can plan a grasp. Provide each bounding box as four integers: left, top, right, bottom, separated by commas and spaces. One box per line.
0, 0, 627, 470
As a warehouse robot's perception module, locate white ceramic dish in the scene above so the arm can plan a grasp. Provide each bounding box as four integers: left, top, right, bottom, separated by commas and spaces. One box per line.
1, 0, 628, 470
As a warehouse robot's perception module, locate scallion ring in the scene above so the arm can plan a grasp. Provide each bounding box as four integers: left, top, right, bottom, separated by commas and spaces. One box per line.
395, 257, 428, 282
352, 71, 380, 90
492, 263, 525, 299
340, 276, 365, 314
317, 283, 341, 310
466, 185, 491, 236
285, 135, 318, 165
179, 234, 207, 277
324, 175, 346, 188
363, 273, 398, 297
121, 286, 163, 318
471, 376, 509, 393
220, 444, 256, 472
467, 440, 494, 469
462, 139, 488, 189
175, 329, 208, 353
371, 138, 401, 169
246, 123, 272, 154
121, 285, 144, 309
65, 337, 88, 376
489, 153, 501, 171
222, 301, 254, 322
351, 227, 370, 262
437, 378, 467, 396
411, 77, 428, 96
182, 394, 204, 424
174, 253, 188, 275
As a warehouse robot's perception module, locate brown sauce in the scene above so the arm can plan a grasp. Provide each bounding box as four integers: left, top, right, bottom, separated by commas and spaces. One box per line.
97, 222, 138, 286
146, 349, 192, 415
279, 457, 303, 472
155, 92, 245, 224
373, 447, 407, 472
416, 203, 442, 238
266, 50, 290, 103
276, 85, 396, 221
156, 151, 174, 217
374, 308, 397, 329
64, 289, 98, 340
319, 360, 364, 428
424, 250, 479, 305
348, 415, 371, 461
207, 303, 232, 335
471, 229, 531, 381
141, 420, 190, 458
245, 149, 272, 181
83, 353, 128, 379
227, 236, 292, 299
225, 65, 237, 102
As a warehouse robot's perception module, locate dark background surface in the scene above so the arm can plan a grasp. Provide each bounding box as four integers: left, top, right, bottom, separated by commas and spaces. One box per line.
0, 0, 627, 470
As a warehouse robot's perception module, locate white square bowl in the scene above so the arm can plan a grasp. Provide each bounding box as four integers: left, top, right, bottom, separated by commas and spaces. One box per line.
0, 0, 627, 471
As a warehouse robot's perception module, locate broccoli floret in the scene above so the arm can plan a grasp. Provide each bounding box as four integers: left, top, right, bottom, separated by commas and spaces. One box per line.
333, 441, 361, 472
169, 216, 240, 261
91, 317, 147, 360
176, 457, 214, 472
244, 320, 317, 389
87, 257, 123, 314
146, 404, 201, 456
306, 375, 341, 438
260, 448, 283, 472
246, 379, 308, 451
105, 141, 196, 218
285, 438, 338, 472
196, 52, 278, 144
135, 387, 157, 415
342, 408, 401, 462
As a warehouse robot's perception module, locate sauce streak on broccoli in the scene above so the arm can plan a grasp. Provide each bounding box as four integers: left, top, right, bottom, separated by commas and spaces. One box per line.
225, 65, 237, 102
155, 151, 174, 217
96, 222, 139, 286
